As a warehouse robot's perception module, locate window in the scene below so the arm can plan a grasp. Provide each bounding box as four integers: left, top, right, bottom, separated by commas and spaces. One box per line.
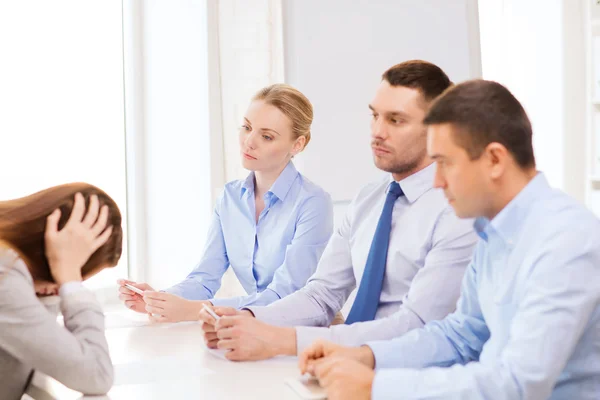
0, 1, 128, 290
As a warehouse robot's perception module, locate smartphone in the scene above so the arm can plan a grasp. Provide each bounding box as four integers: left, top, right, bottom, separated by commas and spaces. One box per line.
202, 303, 221, 321
124, 283, 144, 296
285, 375, 327, 400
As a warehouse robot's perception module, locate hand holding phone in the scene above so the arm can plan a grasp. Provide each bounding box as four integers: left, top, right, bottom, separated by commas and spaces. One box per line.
124, 283, 144, 295
117, 279, 155, 314
202, 303, 221, 321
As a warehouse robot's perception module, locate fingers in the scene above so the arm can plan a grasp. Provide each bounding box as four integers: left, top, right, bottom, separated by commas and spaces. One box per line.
91, 204, 110, 237
299, 349, 317, 374
145, 304, 164, 314
199, 309, 217, 325
304, 359, 319, 376
299, 340, 327, 373
204, 332, 219, 349
225, 349, 244, 362
117, 280, 153, 291
216, 327, 237, 340
124, 300, 140, 309
45, 209, 61, 239
314, 358, 341, 387
149, 314, 169, 323
119, 293, 137, 301
92, 224, 113, 251
82, 194, 100, 227
143, 291, 168, 302
202, 322, 216, 333
213, 306, 241, 317
215, 315, 239, 330
143, 297, 166, 308
118, 285, 141, 296
217, 339, 237, 351
66, 193, 86, 226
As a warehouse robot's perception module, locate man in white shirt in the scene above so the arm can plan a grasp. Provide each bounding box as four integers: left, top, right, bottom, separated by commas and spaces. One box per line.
199, 60, 478, 361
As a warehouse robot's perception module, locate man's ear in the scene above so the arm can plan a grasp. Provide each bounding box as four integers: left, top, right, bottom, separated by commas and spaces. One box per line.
484, 142, 510, 179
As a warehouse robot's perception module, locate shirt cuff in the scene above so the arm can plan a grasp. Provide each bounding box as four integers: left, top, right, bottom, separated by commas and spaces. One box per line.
366, 340, 395, 370
210, 297, 241, 308
59, 281, 86, 297
295, 326, 333, 354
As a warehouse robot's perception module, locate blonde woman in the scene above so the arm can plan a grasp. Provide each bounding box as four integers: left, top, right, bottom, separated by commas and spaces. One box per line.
0, 184, 123, 398
119, 84, 333, 322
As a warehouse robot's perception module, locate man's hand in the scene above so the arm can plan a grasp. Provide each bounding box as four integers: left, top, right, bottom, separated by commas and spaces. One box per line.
199, 306, 245, 348
214, 315, 296, 361
45, 193, 113, 285
142, 291, 210, 323
299, 340, 375, 375
314, 357, 375, 400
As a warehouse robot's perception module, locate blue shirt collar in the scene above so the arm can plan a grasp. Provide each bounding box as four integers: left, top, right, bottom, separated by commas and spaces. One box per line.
387, 163, 436, 204
240, 162, 299, 201
474, 172, 550, 244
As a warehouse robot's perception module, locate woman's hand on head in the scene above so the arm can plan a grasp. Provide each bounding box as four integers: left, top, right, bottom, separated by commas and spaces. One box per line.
44, 193, 113, 285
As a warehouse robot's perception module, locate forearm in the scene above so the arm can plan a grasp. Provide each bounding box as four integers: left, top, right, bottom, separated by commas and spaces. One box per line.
164, 278, 213, 301
372, 361, 529, 400
248, 288, 333, 327
235, 289, 280, 308
52, 289, 114, 394
367, 320, 468, 370
332, 307, 424, 346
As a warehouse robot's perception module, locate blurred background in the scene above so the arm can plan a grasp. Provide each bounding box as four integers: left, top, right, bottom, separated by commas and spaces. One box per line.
0, 0, 590, 307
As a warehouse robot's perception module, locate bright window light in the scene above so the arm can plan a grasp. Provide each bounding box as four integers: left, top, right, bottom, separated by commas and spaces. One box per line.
0, 1, 128, 290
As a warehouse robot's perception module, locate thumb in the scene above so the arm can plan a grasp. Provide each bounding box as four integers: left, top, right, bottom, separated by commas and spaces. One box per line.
213, 307, 240, 317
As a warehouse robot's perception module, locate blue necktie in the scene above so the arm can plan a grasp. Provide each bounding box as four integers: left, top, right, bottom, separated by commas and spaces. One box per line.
345, 182, 404, 324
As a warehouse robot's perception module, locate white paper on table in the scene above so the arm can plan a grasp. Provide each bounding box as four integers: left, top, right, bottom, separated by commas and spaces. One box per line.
114, 355, 215, 385
205, 347, 230, 360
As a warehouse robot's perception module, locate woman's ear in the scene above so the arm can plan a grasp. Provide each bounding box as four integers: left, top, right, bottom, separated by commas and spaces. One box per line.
291, 136, 307, 156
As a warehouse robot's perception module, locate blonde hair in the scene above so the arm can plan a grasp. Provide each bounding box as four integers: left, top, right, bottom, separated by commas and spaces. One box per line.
252, 84, 313, 148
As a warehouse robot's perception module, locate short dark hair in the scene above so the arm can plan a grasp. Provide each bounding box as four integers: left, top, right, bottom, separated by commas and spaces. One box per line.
382, 60, 452, 104
423, 79, 536, 169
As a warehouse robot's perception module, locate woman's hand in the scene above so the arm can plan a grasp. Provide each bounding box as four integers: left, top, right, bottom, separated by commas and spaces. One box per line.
45, 193, 113, 285
142, 291, 211, 323
117, 279, 156, 313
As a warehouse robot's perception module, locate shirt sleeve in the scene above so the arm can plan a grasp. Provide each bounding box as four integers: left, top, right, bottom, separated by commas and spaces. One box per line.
369, 227, 600, 400
294, 207, 477, 351
0, 263, 114, 395
164, 194, 229, 300
59, 281, 86, 297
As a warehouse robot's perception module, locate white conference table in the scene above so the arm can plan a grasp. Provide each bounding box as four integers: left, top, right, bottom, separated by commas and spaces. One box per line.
29, 310, 314, 400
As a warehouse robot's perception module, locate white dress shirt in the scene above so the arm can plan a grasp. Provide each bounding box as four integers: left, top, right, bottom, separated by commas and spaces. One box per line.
247, 163, 478, 352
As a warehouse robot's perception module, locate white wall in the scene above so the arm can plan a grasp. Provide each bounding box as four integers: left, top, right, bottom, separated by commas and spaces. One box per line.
124, 0, 213, 288
217, 0, 284, 185
479, 0, 586, 201
282, 0, 482, 202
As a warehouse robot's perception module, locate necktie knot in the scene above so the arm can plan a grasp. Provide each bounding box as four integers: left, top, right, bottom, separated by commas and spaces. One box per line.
388, 182, 403, 200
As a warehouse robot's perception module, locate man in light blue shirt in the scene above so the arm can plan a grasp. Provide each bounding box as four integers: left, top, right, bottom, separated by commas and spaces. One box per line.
299, 80, 600, 400
200, 61, 478, 361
